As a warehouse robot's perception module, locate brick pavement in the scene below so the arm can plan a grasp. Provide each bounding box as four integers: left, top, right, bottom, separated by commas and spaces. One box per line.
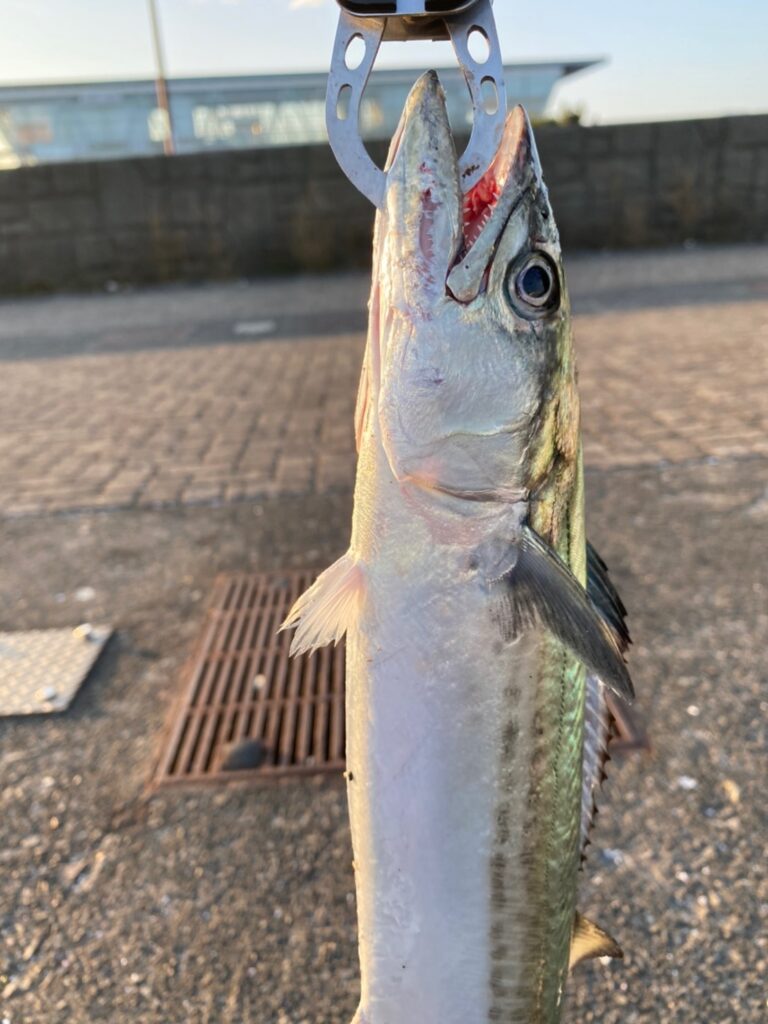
0, 265, 766, 518
0, 336, 361, 516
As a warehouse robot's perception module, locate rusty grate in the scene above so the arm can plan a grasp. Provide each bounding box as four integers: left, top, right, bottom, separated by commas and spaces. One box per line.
153, 571, 345, 786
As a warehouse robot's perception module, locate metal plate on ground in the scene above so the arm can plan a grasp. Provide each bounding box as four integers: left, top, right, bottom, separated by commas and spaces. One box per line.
154, 572, 345, 786
0, 626, 112, 716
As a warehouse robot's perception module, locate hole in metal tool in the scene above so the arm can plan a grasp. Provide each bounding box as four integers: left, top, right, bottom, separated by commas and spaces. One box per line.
480, 76, 499, 115
467, 26, 490, 64
336, 83, 353, 122
345, 34, 366, 71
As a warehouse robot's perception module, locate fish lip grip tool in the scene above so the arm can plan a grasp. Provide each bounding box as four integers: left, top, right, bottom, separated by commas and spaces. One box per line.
327, 0, 507, 208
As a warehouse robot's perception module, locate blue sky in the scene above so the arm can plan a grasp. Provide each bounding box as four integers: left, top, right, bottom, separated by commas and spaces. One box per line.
1, 0, 767, 123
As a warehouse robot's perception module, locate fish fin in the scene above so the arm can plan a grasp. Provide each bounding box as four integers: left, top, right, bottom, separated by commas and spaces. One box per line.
569, 912, 623, 970
493, 527, 635, 703
280, 551, 363, 656
581, 681, 650, 861
587, 542, 649, 746
581, 673, 612, 856
605, 691, 651, 752
587, 541, 631, 656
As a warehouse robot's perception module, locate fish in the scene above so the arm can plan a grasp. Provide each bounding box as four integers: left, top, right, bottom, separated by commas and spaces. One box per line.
283, 71, 636, 1023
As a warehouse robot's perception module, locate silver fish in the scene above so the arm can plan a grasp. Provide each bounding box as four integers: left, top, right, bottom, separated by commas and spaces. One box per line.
284, 71, 635, 1024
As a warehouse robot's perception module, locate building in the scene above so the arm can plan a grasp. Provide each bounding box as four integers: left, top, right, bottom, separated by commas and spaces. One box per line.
0, 61, 600, 168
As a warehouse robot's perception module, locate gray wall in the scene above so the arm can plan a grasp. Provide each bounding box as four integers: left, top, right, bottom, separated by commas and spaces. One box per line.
0, 114, 766, 294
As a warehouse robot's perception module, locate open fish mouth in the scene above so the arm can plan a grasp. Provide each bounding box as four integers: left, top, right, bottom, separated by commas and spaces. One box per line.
449, 102, 544, 302
385, 70, 543, 305
460, 109, 533, 250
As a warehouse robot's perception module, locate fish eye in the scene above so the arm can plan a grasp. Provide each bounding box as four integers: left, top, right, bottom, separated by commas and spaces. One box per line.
505, 252, 560, 318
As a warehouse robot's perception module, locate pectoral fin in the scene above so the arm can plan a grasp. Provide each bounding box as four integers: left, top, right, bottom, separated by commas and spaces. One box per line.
569, 912, 624, 970
280, 551, 364, 656
491, 527, 635, 703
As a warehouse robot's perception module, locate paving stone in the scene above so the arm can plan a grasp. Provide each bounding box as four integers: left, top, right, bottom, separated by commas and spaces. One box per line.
0, 249, 765, 518
180, 483, 224, 503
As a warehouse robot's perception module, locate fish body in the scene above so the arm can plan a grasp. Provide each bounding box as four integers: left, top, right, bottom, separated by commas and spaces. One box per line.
285, 72, 633, 1024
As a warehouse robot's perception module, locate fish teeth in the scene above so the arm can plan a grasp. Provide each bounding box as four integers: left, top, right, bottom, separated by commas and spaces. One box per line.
464, 204, 494, 249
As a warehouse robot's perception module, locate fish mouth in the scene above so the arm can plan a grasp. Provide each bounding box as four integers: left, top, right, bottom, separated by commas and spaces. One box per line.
387, 72, 537, 249
382, 73, 541, 306
460, 106, 537, 251
448, 105, 542, 302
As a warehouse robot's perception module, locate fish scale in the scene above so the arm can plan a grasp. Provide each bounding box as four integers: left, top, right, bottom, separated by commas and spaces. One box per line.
284, 71, 634, 1023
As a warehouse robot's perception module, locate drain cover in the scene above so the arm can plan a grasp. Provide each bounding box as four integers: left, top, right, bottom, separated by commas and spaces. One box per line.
0, 625, 112, 716
154, 572, 346, 785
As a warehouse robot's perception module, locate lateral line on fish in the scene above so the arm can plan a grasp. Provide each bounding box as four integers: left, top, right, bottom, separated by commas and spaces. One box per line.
534, 504, 576, 1014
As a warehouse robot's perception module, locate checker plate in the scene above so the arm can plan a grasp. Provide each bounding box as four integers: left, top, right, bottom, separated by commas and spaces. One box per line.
0, 626, 112, 716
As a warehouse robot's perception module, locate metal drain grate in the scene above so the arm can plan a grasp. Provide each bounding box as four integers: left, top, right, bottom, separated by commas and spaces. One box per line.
154, 571, 345, 786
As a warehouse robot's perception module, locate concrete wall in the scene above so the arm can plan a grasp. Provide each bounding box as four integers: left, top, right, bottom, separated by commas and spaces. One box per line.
0, 114, 766, 294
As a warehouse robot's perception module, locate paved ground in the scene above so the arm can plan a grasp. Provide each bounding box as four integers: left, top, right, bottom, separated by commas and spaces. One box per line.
0, 245, 767, 516
0, 244, 766, 1022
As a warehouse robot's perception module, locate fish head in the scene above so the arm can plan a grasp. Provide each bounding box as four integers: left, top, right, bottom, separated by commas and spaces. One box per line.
372, 71, 573, 506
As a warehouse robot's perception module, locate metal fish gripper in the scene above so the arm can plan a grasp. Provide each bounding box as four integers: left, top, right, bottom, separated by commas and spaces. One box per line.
326, 0, 507, 208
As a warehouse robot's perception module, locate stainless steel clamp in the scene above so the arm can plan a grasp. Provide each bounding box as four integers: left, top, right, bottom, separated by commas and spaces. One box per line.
326, 0, 507, 207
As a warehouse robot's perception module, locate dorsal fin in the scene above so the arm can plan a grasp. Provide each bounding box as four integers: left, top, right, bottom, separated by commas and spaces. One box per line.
569, 911, 624, 970
581, 673, 612, 855
280, 551, 364, 656
581, 543, 647, 855
587, 541, 631, 656
587, 541, 648, 749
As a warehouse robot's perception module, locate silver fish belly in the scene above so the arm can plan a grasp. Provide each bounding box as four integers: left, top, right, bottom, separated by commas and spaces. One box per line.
345, 475, 582, 1021
284, 71, 634, 1024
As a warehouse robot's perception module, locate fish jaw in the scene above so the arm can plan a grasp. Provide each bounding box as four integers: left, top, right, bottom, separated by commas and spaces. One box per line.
379, 70, 462, 317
